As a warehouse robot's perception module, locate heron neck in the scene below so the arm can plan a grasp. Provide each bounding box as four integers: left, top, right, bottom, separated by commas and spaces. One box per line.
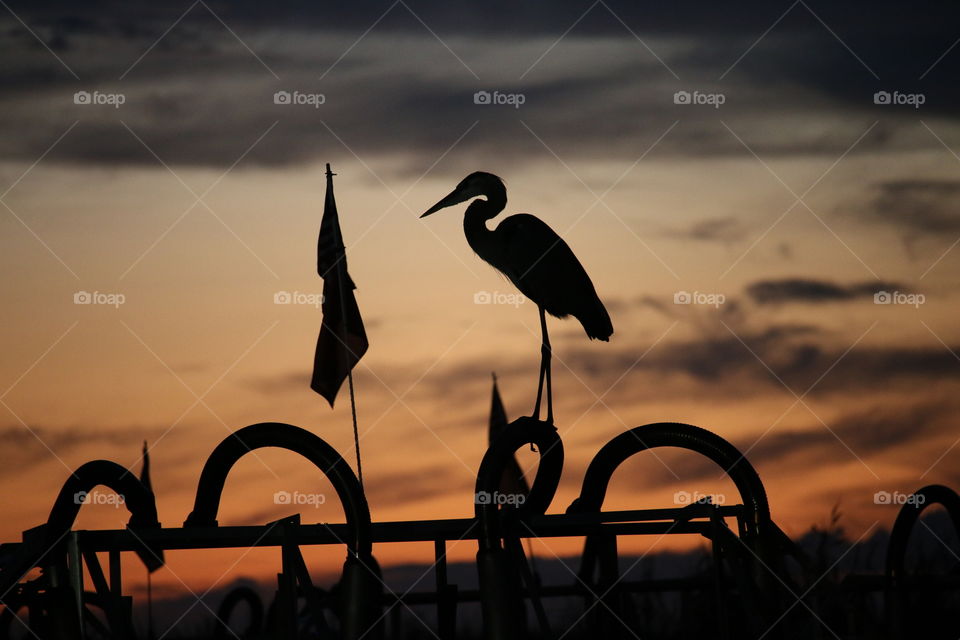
463, 193, 505, 261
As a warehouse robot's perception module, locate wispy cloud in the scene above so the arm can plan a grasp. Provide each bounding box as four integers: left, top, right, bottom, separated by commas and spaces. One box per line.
663, 216, 748, 244
745, 277, 908, 305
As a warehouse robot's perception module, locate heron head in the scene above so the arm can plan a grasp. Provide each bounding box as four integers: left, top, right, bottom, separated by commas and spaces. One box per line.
421, 172, 504, 218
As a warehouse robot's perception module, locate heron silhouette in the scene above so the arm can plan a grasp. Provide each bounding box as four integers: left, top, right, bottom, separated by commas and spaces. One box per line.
421, 172, 613, 424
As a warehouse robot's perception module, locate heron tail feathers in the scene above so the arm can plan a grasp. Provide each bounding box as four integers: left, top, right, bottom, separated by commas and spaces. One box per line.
579, 301, 613, 341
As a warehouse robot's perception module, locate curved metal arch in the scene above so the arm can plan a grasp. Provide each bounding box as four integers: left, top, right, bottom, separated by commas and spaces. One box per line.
47, 460, 163, 571
0, 460, 162, 610
184, 422, 372, 557
567, 422, 770, 540
474, 416, 564, 550
565, 423, 782, 639
46, 460, 160, 533
886, 484, 960, 582
473, 417, 563, 640
884, 484, 960, 637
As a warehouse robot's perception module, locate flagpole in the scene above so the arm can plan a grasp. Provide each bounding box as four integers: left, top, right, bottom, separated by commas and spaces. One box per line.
140, 440, 154, 640
147, 571, 153, 640
347, 368, 363, 490
328, 163, 364, 491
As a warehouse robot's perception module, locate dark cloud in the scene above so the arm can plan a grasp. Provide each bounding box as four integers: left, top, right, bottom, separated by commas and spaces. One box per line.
868, 179, 960, 239
565, 322, 823, 384
249, 310, 960, 411
8, 0, 959, 44
562, 318, 960, 396
0, 424, 162, 475
0, 1, 958, 171
631, 294, 676, 317
663, 216, 747, 244
745, 277, 909, 305
603, 294, 747, 328
612, 397, 957, 493
749, 401, 952, 463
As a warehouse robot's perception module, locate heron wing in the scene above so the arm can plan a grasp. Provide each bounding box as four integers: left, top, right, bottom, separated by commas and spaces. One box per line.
494, 214, 613, 340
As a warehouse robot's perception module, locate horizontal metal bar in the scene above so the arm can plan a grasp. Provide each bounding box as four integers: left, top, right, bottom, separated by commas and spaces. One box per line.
73, 506, 736, 552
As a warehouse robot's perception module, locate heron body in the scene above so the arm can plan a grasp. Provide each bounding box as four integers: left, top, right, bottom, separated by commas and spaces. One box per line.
422, 171, 613, 423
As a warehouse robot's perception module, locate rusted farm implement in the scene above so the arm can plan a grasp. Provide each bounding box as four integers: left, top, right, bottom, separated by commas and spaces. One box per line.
1, 418, 957, 639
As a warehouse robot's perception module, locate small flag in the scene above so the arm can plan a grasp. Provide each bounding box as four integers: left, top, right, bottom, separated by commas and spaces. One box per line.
310, 164, 368, 406
140, 440, 152, 494
489, 373, 529, 497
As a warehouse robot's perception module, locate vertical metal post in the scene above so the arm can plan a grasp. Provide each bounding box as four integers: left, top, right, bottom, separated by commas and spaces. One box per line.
597, 533, 623, 638
435, 539, 457, 640
278, 527, 299, 640
709, 508, 730, 640
108, 549, 122, 597
67, 533, 85, 640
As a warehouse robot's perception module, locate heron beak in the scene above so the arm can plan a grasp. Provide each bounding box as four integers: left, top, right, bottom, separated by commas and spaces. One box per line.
421, 188, 471, 218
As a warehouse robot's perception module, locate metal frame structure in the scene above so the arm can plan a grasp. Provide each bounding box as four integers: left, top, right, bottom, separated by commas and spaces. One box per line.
1, 419, 957, 639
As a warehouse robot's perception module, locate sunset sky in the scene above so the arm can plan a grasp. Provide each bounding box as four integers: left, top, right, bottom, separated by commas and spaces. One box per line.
2, 0, 960, 605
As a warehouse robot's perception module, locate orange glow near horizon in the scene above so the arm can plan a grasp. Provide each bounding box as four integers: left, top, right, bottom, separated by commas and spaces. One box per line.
4, 148, 960, 602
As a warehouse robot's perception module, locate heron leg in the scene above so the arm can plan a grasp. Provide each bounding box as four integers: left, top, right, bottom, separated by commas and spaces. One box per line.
532, 307, 547, 422
540, 307, 553, 424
